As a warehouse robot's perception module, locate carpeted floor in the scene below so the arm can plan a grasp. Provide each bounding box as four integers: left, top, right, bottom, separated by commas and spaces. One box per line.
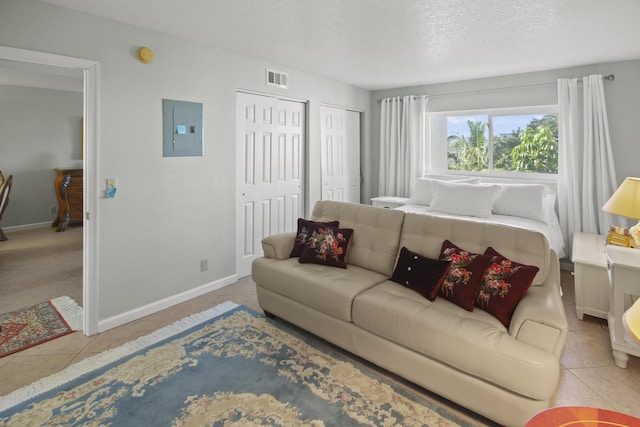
0, 303, 480, 426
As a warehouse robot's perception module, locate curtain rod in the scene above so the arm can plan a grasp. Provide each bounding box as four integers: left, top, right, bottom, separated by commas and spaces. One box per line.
376, 74, 615, 103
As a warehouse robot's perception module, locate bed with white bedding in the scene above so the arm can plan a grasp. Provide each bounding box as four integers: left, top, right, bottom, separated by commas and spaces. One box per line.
395, 177, 566, 258
397, 204, 565, 258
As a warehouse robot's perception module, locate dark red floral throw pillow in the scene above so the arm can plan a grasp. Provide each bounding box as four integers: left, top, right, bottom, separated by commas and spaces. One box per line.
391, 247, 451, 301
438, 240, 492, 311
299, 226, 354, 268
290, 218, 339, 258
477, 247, 539, 328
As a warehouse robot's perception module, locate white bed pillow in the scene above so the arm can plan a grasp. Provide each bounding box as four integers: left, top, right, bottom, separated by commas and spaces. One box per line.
493, 184, 554, 223
429, 181, 498, 218
408, 177, 480, 206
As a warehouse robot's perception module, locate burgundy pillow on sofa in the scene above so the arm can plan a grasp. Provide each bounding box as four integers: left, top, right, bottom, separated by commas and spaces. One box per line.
438, 240, 492, 311
299, 226, 353, 268
290, 218, 339, 257
476, 247, 539, 327
391, 247, 451, 301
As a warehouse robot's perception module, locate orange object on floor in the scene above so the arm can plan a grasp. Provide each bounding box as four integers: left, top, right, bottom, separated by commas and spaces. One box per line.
526, 406, 640, 426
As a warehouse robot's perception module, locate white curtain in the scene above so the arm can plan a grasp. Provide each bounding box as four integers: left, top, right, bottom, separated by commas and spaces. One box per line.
378, 95, 428, 197
558, 75, 618, 257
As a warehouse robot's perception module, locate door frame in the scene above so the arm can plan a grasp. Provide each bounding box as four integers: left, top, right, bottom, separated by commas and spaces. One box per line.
0, 46, 100, 335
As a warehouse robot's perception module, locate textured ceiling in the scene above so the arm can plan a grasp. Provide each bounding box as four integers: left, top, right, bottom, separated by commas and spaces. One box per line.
32, 0, 640, 90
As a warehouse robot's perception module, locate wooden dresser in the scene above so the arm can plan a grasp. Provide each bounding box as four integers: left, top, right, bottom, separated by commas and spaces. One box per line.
52, 168, 83, 232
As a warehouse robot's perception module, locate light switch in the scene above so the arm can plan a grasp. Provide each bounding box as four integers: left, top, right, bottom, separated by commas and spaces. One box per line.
106, 177, 117, 199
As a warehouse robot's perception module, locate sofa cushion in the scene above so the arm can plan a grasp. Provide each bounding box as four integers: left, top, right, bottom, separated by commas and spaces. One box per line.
398, 213, 550, 286
311, 201, 405, 277
476, 247, 539, 327
438, 240, 492, 311
299, 226, 353, 268
290, 218, 339, 257
352, 281, 560, 400
391, 247, 451, 301
251, 257, 388, 322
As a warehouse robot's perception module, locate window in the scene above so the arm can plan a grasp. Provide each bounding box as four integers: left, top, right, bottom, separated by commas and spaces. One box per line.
428, 106, 558, 175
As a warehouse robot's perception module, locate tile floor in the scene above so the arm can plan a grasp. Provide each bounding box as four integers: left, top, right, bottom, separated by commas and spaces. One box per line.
1, 226, 639, 423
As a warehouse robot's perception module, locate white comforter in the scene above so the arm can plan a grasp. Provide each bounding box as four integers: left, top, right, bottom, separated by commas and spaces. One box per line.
396, 203, 566, 259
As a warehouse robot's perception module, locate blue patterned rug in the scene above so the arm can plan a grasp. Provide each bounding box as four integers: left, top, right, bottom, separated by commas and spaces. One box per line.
0, 302, 477, 426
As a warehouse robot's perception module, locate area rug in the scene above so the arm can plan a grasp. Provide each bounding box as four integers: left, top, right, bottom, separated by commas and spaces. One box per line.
0, 296, 83, 358
0, 302, 476, 426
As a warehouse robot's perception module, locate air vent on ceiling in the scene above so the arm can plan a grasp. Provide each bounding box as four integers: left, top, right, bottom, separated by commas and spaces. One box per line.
266, 68, 289, 89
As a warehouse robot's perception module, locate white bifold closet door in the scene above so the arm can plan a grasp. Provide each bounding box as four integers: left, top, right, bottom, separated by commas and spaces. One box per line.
236, 92, 305, 277
320, 105, 361, 203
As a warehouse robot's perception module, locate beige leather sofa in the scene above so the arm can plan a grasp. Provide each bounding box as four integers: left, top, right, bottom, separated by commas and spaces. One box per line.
252, 201, 568, 427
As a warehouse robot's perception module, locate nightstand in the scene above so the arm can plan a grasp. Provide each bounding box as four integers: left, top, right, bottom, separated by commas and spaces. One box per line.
370, 196, 409, 209
572, 232, 609, 320
605, 245, 640, 368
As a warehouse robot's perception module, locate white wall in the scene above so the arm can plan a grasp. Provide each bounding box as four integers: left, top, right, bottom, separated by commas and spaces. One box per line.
0, 85, 83, 227
366, 60, 640, 203
0, 0, 370, 325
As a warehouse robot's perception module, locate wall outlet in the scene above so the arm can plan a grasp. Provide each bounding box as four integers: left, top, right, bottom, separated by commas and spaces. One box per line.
200, 259, 208, 272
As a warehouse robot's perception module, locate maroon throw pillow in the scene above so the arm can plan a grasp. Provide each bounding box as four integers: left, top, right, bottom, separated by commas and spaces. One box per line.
290, 218, 339, 257
438, 240, 492, 311
477, 247, 539, 328
299, 226, 353, 269
391, 247, 451, 301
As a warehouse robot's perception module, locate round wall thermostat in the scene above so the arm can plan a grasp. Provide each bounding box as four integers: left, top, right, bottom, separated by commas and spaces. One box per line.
136, 47, 154, 64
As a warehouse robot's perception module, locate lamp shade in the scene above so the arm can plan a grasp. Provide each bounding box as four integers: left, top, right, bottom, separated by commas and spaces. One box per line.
623, 298, 640, 344
602, 177, 640, 220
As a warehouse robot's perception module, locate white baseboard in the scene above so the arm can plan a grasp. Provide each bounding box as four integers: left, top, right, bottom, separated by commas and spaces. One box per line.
4, 222, 52, 232
97, 274, 238, 333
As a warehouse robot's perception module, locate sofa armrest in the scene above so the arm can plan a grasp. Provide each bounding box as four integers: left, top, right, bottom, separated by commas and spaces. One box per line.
509, 286, 567, 360
261, 232, 296, 260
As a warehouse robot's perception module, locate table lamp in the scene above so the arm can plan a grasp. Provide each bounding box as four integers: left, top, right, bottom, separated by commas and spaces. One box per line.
602, 177, 640, 248
623, 298, 640, 344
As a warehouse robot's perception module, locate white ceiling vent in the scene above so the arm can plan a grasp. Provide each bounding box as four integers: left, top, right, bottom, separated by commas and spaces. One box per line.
266, 68, 289, 89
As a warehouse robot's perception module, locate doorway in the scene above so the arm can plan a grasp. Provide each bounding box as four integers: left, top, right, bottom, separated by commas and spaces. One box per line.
320, 105, 361, 203
0, 46, 99, 335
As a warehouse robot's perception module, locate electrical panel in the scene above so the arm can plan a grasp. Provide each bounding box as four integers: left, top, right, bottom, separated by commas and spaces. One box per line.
162, 99, 203, 157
